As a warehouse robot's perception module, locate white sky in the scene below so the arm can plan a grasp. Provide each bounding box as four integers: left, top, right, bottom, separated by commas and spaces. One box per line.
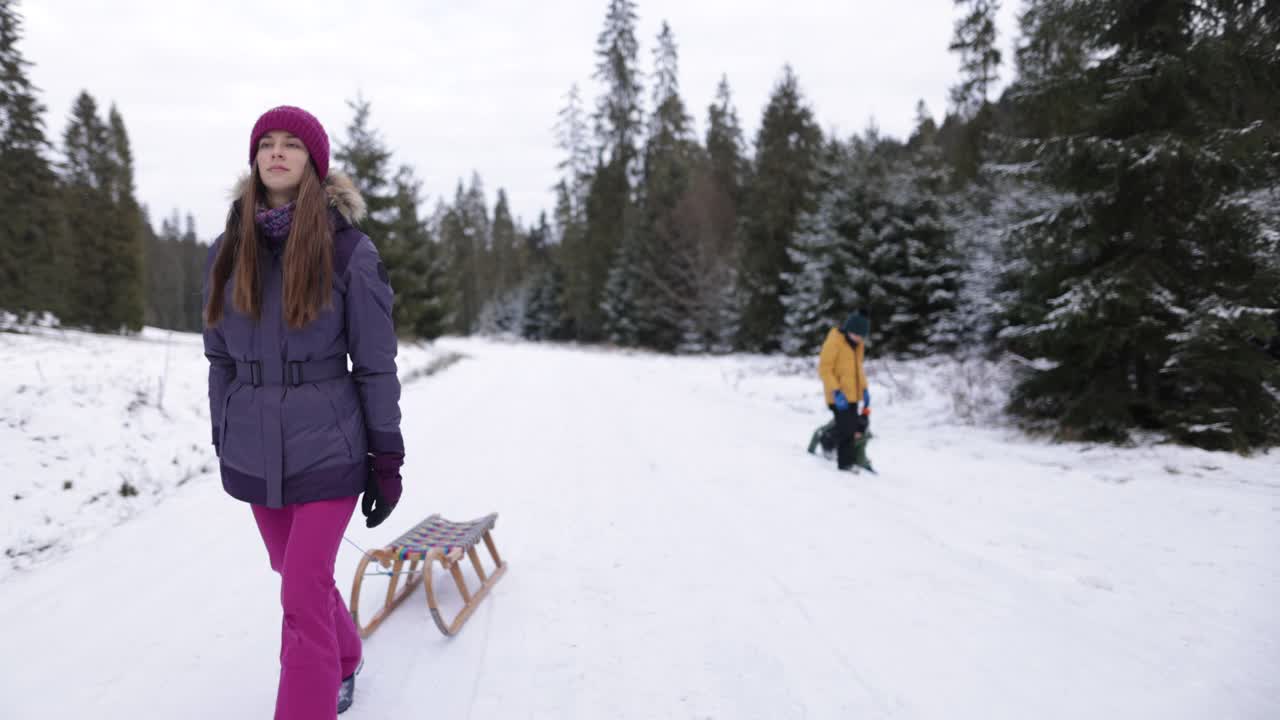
22, 0, 1020, 240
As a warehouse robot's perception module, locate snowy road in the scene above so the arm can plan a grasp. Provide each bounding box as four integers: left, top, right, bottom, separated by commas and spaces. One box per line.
2, 338, 1277, 719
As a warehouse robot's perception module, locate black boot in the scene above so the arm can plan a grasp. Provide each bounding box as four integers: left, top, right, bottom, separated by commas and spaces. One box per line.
338, 658, 364, 714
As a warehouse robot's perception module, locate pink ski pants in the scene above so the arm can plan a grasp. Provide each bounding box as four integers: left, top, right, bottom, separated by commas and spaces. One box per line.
252, 495, 362, 720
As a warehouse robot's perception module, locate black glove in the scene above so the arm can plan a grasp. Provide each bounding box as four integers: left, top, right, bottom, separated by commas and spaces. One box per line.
361, 472, 395, 529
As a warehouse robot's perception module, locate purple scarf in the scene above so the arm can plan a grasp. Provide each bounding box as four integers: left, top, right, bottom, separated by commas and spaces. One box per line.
255, 202, 294, 245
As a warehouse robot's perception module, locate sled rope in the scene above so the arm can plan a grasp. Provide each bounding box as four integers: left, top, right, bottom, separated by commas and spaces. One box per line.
342, 535, 374, 557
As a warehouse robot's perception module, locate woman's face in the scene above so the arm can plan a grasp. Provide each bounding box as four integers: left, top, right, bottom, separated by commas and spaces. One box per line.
255, 130, 309, 198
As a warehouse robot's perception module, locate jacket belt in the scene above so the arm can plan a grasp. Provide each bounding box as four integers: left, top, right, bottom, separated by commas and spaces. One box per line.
235, 357, 349, 387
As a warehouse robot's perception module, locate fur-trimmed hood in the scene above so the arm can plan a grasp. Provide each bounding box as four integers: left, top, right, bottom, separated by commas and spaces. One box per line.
229, 170, 367, 225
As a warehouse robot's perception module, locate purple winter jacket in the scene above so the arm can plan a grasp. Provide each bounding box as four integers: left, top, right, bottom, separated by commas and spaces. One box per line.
202, 172, 403, 509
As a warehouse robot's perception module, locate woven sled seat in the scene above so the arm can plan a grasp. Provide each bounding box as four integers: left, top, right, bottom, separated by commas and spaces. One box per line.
390, 514, 498, 559
349, 513, 507, 638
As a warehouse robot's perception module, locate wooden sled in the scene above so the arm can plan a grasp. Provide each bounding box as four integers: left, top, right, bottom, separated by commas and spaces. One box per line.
349, 513, 506, 638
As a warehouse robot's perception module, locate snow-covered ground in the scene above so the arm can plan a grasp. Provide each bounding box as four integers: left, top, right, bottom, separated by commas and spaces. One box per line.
0, 325, 453, 580
1, 332, 1277, 719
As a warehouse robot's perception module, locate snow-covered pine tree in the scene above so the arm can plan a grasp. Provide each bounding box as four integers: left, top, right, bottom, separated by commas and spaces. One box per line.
738, 66, 824, 352
629, 20, 698, 352
600, 226, 641, 347
794, 130, 959, 359
576, 0, 643, 342
779, 209, 837, 356
522, 213, 568, 341
875, 136, 962, 356
779, 140, 856, 356
1000, 0, 1280, 450
477, 283, 531, 337
671, 162, 741, 355
671, 75, 747, 355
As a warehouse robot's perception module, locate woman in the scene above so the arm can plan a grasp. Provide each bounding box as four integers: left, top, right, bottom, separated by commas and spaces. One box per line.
202, 105, 405, 718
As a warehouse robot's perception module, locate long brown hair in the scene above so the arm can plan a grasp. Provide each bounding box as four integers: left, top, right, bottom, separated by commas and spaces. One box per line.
204, 161, 334, 329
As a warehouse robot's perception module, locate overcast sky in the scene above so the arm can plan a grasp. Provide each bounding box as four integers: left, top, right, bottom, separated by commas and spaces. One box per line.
23, 1, 1020, 241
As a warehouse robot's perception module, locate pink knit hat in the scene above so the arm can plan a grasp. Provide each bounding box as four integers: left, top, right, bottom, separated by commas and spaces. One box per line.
249, 105, 330, 180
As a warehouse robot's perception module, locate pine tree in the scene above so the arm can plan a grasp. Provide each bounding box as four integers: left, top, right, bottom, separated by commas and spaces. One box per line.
593, 0, 643, 178
143, 208, 210, 332
476, 189, 529, 337
864, 137, 961, 356
523, 213, 566, 341
779, 128, 961, 358
737, 66, 824, 352
335, 95, 395, 242
599, 230, 641, 346
670, 162, 742, 354
550, 180, 582, 338
461, 172, 492, 310
386, 164, 449, 339
105, 104, 145, 330
552, 87, 592, 342
490, 189, 519, 297
779, 205, 839, 356
574, 0, 643, 341
580, 158, 632, 342
1007, 0, 1100, 139
555, 83, 594, 215
180, 213, 206, 331
439, 184, 478, 334
909, 100, 940, 150
610, 20, 698, 351
948, 0, 1002, 118
0, 0, 66, 318
144, 208, 181, 329
943, 0, 1004, 183
779, 140, 857, 355
683, 75, 748, 354
705, 75, 748, 209
62, 92, 120, 331
1000, 0, 1280, 450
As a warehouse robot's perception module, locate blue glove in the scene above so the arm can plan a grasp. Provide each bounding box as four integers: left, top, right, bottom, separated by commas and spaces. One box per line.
833, 391, 849, 411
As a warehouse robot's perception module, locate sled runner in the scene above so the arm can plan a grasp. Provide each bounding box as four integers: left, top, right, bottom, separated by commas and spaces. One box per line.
349, 513, 507, 638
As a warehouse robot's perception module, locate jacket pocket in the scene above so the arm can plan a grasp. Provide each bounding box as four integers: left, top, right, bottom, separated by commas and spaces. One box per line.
221, 385, 264, 475
316, 383, 355, 459
218, 383, 241, 458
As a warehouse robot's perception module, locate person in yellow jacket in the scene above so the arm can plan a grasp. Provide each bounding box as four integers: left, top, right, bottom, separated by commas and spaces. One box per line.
808, 311, 874, 472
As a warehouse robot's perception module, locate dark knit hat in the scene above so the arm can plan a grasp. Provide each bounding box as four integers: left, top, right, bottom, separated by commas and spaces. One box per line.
841, 311, 871, 337
249, 105, 330, 180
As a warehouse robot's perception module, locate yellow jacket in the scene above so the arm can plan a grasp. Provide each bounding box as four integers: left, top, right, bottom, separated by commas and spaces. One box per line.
818, 327, 867, 407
